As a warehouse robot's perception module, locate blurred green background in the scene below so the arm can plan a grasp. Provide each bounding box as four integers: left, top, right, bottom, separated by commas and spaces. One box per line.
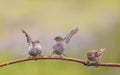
0, 0, 120, 75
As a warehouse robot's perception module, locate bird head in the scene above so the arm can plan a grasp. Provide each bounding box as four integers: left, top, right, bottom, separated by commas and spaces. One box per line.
54, 36, 64, 42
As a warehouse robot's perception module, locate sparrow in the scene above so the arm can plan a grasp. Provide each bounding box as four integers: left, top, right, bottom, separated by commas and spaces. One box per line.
22, 29, 42, 57
50, 27, 79, 57
86, 48, 106, 66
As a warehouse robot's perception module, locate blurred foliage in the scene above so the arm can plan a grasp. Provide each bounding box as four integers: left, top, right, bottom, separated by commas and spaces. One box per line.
0, 0, 120, 75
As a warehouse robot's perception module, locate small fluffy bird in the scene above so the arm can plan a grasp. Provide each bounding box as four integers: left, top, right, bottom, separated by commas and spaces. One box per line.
22, 29, 42, 57
86, 48, 105, 66
50, 27, 79, 57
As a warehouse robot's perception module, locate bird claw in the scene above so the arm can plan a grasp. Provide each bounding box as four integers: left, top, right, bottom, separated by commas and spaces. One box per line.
84, 61, 90, 66
59, 55, 63, 58
28, 56, 32, 59
38, 55, 43, 57
28, 56, 38, 60
62, 53, 67, 57
49, 52, 54, 57
95, 62, 99, 67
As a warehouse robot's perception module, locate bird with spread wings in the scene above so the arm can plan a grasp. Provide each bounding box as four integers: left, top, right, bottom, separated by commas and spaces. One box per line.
22, 29, 42, 57
50, 27, 79, 57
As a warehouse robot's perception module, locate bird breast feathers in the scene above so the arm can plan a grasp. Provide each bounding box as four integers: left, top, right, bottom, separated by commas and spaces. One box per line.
34, 44, 42, 50
53, 43, 64, 50
29, 44, 42, 50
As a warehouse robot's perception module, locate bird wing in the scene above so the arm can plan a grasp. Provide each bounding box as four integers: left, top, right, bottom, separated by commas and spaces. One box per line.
64, 27, 78, 44
53, 43, 64, 51
22, 29, 32, 45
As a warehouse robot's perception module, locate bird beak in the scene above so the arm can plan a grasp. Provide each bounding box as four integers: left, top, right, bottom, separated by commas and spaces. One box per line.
53, 37, 56, 40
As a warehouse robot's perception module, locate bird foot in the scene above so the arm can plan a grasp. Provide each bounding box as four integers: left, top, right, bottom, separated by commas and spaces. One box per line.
62, 53, 67, 57
49, 53, 54, 57
59, 55, 63, 58
28, 56, 38, 60
84, 61, 90, 66
38, 55, 43, 57
95, 62, 99, 67
28, 56, 32, 59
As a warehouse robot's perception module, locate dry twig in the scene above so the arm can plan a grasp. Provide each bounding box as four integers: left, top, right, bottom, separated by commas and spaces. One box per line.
0, 56, 120, 67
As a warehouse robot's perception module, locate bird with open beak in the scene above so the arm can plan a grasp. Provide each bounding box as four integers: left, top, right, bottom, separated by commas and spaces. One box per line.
50, 27, 79, 57
86, 48, 106, 66
22, 29, 42, 57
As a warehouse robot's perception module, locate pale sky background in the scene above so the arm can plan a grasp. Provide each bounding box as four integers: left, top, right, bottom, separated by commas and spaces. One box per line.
0, 0, 119, 57
0, 1, 120, 75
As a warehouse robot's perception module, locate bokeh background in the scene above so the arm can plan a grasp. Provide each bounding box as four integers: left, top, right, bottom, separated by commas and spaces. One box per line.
0, 0, 120, 75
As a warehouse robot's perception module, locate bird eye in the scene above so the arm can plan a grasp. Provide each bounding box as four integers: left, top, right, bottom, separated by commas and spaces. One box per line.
55, 37, 59, 39
37, 41, 40, 43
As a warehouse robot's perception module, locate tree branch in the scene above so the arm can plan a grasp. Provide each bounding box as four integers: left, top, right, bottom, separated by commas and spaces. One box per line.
0, 56, 120, 67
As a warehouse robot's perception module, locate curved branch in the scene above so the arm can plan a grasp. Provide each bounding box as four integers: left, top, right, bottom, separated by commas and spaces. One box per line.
0, 56, 120, 67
